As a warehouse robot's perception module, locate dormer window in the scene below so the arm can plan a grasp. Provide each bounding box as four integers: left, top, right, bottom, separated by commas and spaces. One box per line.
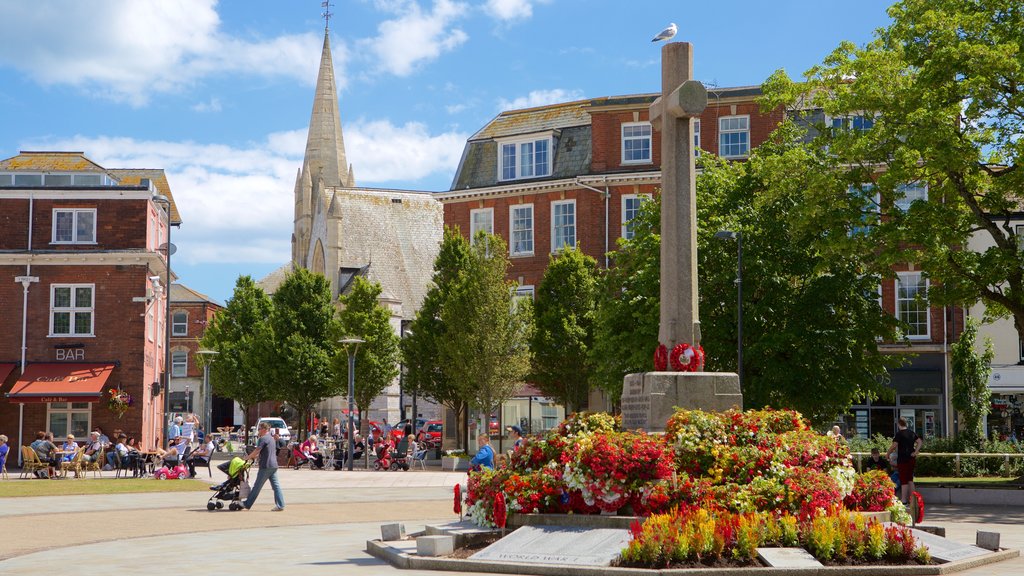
498, 136, 551, 181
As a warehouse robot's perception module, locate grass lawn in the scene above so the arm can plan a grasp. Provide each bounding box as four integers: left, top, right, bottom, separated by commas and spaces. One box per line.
916, 476, 1024, 487
0, 478, 210, 497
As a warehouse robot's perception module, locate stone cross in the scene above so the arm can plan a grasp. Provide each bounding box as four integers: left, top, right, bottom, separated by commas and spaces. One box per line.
649, 42, 707, 350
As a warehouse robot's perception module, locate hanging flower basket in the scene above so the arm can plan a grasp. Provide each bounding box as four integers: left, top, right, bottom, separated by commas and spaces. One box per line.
107, 388, 133, 419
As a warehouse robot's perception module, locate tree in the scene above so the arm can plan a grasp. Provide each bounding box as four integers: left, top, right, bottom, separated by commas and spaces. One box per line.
761, 0, 1024, 343
270, 267, 340, 440
951, 318, 994, 446
592, 145, 904, 424
531, 247, 600, 413
402, 226, 473, 448
336, 276, 400, 433
199, 275, 275, 445
439, 232, 531, 446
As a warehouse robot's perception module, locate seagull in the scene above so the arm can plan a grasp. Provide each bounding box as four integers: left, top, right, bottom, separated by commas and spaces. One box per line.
652, 23, 677, 43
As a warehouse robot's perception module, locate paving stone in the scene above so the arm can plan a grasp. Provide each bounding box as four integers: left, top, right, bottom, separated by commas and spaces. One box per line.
470, 525, 630, 566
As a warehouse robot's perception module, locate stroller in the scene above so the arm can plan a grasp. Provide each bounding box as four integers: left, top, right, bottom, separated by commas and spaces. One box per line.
207, 457, 251, 511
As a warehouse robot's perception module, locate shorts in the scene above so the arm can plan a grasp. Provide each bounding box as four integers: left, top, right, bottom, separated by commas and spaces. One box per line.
897, 458, 915, 484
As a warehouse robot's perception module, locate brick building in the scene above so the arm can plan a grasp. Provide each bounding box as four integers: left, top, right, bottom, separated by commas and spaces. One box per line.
0, 151, 179, 453
166, 283, 226, 429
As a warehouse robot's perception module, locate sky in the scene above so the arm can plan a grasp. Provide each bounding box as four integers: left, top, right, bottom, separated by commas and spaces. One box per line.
0, 0, 896, 304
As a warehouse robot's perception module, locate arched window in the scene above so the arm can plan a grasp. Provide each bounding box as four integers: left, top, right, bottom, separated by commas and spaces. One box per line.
172, 310, 188, 336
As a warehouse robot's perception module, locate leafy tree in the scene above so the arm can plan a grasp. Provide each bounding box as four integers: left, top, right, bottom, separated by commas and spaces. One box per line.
336, 276, 400, 434
199, 275, 275, 445
270, 267, 340, 439
439, 232, 531, 446
592, 145, 903, 424
761, 0, 1024, 343
402, 226, 472, 448
951, 318, 994, 446
531, 247, 600, 412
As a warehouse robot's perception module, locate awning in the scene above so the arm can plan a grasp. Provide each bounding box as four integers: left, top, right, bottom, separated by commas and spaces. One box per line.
6, 363, 116, 403
0, 363, 15, 384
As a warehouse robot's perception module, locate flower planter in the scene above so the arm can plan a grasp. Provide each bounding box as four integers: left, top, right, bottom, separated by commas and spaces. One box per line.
442, 456, 468, 471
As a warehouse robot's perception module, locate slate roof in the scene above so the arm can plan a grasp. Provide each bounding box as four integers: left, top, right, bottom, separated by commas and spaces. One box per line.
257, 263, 293, 296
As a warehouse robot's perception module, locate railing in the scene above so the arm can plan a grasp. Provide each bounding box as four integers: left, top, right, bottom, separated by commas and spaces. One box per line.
852, 451, 1024, 478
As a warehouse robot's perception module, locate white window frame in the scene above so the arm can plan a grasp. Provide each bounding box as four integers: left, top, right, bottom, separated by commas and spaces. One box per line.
497, 135, 552, 181
621, 122, 653, 164
621, 194, 651, 240
172, 310, 188, 336
469, 208, 494, 245
896, 273, 930, 340
51, 208, 97, 244
694, 119, 701, 157
172, 350, 188, 377
50, 284, 95, 337
550, 199, 577, 253
829, 113, 875, 132
46, 402, 92, 439
512, 285, 535, 312
895, 182, 928, 212
848, 184, 880, 236
509, 204, 535, 257
718, 115, 750, 159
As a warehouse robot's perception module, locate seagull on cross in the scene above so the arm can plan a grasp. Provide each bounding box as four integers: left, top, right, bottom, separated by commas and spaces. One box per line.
652, 23, 677, 43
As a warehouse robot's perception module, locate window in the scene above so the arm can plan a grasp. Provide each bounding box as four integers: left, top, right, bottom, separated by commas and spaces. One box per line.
47, 402, 91, 439
831, 114, 875, 132
172, 311, 188, 336
719, 115, 749, 158
172, 351, 188, 377
694, 119, 701, 157
510, 204, 534, 256
622, 194, 650, 240
499, 137, 551, 181
896, 273, 929, 339
512, 285, 534, 312
541, 403, 559, 430
551, 200, 576, 252
470, 208, 493, 244
14, 174, 42, 186
51, 285, 94, 336
895, 182, 928, 212
622, 122, 652, 164
52, 209, 96, 243
849, 184, 879, 236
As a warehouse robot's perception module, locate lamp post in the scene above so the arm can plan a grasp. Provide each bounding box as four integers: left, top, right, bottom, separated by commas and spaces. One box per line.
196, 349, 219, 432
152, 193, 174, 448
714, 230, 743, 390
185, 384, 191, 416
339, 337, 365, 471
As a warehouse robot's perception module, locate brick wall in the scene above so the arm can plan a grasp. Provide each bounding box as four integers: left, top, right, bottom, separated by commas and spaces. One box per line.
0, 198, 150, 250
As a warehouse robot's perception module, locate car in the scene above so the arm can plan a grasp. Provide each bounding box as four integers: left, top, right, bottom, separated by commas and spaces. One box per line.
249, 417, 291, 443
395, 418, 427, 440
416, 420, 443, 445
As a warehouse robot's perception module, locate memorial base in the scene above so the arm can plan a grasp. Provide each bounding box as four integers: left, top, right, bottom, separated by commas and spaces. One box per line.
621, 371, 742, 432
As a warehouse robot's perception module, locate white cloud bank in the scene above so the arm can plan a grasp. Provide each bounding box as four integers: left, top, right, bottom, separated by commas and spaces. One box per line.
0, 0, 326, 106
364, 0, 469, 76
25, 121, 467, 265
498, 88, 585, 111
485, 0, 550, 21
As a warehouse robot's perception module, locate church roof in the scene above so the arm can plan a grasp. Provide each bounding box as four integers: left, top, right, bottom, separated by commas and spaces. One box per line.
257, 263, 293, 296
169, 282, 223, 307
303, 31, 350, 188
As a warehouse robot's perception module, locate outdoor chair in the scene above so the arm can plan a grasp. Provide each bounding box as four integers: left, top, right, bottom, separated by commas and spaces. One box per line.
1, 458, 7, 479
19, 446, 47, 479
113, 451, 138, 479
61, 448, 84, 479
410, 449, 428, 470
84, 449, 104, 478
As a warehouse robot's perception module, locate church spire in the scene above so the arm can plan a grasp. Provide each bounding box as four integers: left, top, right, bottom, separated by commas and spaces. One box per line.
303, 30, 349, 188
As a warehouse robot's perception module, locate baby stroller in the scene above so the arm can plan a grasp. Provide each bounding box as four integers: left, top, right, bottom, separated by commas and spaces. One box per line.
290, 443, 310, 470
207, 457, 251, 511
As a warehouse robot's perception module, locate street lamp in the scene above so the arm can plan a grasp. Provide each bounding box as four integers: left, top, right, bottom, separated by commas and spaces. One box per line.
714, 230, 743, 390
196, 349, 219, 433
339, 337, 365, 471
152, 193, 175, 448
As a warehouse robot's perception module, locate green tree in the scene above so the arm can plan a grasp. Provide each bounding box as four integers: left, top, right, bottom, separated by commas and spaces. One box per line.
336, 276, 400, 433
402, 227, 472, 448
270, 267, 340, 439
761, 0, 1024, 343
439, 232, 531, 446
951, 318, 994, 446
199, 275, 275, 445
531, 247, 600, 413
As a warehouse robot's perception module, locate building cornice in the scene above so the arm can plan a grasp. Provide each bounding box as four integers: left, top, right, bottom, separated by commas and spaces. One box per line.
0, 188, 153, 200
437, 171, 663, 203
0, 251, 165, 270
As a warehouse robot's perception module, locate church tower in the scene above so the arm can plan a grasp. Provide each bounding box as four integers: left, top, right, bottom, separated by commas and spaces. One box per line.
293, 30, 354, 268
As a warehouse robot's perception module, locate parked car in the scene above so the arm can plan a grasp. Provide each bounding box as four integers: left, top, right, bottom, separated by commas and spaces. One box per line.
416, 420, 443, 445
248, 417, 291, 443
396, 418, 427, 440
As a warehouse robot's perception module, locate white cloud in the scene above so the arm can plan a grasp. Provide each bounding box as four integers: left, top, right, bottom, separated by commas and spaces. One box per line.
363, 0, 469, 76
0, 0, 327, 106
497, 88, 585, 111
484, 0, 533, 21
192, 98, 222, 113
24, 121, 466, 264
446, 103, 469, 115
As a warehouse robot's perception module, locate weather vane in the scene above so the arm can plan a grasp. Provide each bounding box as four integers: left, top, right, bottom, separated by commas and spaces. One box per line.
321, 1, 334, 30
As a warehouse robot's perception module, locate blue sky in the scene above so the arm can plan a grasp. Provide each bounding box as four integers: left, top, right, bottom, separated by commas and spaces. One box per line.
0, 0, 895, 303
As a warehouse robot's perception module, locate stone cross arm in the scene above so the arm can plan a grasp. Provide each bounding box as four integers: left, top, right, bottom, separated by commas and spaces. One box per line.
649, 80, 708, 129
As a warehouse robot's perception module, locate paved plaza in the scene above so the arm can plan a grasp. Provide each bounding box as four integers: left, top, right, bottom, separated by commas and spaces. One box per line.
2, 468, 1024, 575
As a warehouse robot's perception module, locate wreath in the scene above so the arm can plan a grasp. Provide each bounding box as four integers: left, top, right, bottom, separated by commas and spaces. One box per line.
653, 344, 669, 371
107, 388, 133, 419
670, 343, 704, 372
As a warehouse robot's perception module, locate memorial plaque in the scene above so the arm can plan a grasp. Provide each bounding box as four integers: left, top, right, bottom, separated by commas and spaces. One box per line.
886, 524, 991, 563
470, 526, 630, 566
757, 548, 823, 568
621, 374, 650, 430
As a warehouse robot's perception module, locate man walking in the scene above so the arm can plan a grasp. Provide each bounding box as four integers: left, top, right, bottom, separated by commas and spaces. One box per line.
243, 421, 284, 511
886, 417, 922, 504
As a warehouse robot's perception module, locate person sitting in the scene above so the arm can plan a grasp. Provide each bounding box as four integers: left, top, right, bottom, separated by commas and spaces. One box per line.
0, 434, 9, 476
31, 431, 59, 478
301, 435, 324, 469
61, 435, 78, 463
469, 434, 495, 472
187, 435, 215, 477
93, 426, 111, 448
164, 436, 190, 466
110, 434, 136, 473
344, 434, 365, 465
82, 431, 103, 466
866, 448, 889, 473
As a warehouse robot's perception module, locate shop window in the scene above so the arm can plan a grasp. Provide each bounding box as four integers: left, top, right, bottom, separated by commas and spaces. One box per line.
47, 402, 91, 438
541, 404, 559, 430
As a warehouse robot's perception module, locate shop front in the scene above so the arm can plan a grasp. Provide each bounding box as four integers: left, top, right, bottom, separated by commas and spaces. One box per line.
985, 365, 1024, 441
845, 353, 946, 441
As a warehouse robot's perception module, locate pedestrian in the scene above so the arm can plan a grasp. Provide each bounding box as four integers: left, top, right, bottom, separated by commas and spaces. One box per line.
168, 416, 183, 446
828, 425, 845, 443
506, 425, 525, 452
243, 421, 285, 511
886, 417, 922, 504
469, 433, 495, 471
